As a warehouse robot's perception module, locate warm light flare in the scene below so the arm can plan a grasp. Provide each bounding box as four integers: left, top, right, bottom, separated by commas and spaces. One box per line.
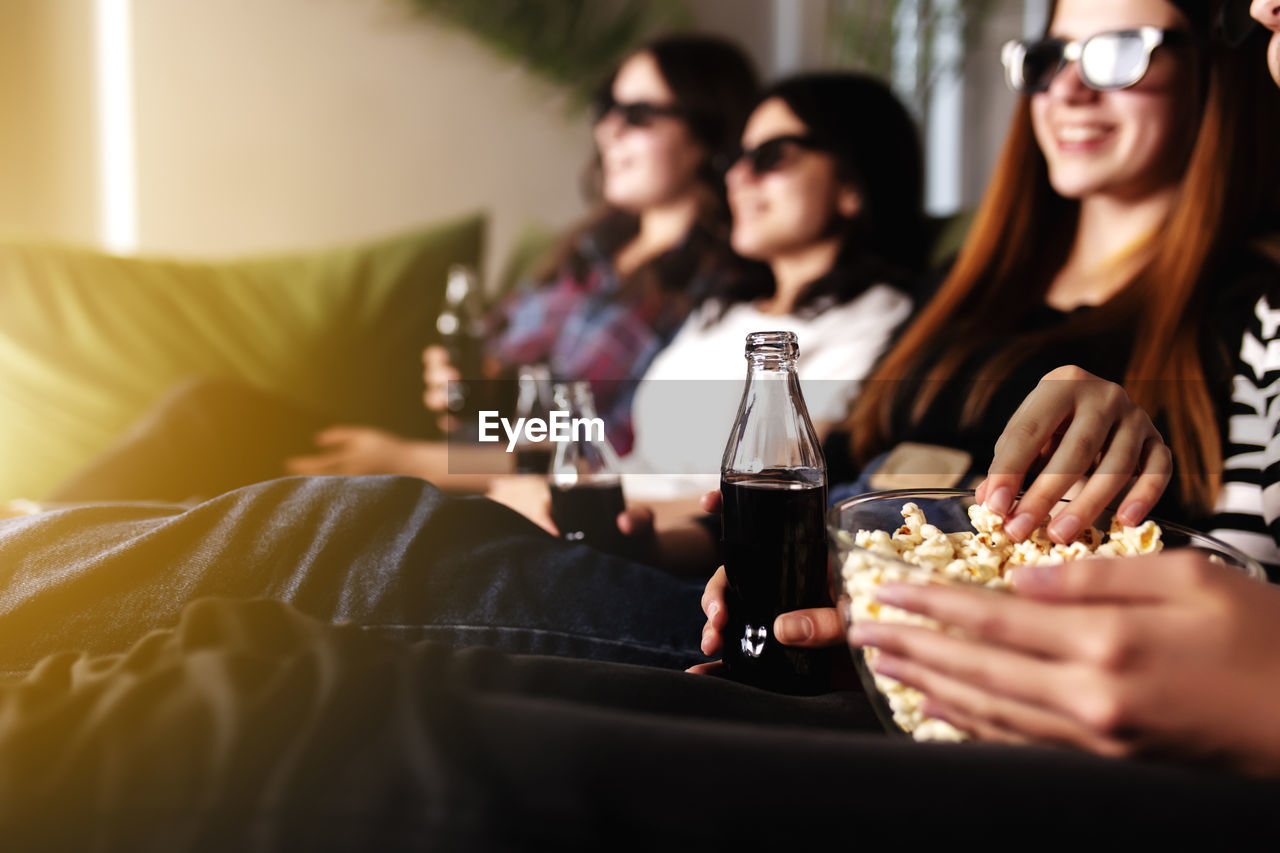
95, 0, 136, 253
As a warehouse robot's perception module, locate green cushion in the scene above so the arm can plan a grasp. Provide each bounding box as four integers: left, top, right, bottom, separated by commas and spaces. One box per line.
0, 214, 485, 501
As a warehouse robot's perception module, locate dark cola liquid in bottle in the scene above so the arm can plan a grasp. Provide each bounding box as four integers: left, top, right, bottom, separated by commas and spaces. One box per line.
548, 381, 628, 556
720, 330, 831, 695
512, 364, 556, 474
435, 264, 486, 437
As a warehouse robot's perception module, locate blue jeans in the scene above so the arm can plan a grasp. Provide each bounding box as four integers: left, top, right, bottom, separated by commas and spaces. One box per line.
828, 451, 889, 506
0, 475, 709, 674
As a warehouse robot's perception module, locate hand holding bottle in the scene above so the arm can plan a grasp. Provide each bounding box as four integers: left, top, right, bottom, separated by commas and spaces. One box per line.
716, 331, 832, 694
690, 476, 844, 679
548, 382, 629, 556
430, 264, 486, 435
691, 566, 846, 676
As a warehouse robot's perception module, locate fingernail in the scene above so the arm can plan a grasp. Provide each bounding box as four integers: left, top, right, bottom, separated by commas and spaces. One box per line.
1117, 501, 1147, 527
848, 622, 879, 647
1049, 513, 1081, 543
986, 486, 1013, 517
1010, 563, 1057, 590
871, 653, 902, 679
873, 584, 907, 607
775, 614, 813, 644
700, 626, 714, 654
1004, 513, 1035, 541
707, 600, 719, 619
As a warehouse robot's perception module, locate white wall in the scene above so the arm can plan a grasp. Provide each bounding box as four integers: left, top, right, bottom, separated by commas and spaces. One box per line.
0, 0, 1030, 276
768, 0, 1029, 215
130, 0, 597, 281
960, 0, 1026, 209
0, 0, 99, 245
0, 0, 780, 287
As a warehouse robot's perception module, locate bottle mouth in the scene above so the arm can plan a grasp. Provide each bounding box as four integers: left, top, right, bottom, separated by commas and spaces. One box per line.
745, 330, 799, 360
552, 381, 599, 418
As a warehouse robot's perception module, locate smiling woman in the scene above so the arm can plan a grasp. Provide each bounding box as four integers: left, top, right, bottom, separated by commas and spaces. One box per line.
47, 33, 761, 503
701, 0, 1280, 685
841, 0, 1280, 536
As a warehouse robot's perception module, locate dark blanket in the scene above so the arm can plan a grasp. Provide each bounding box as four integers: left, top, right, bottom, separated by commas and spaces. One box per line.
0, 597, 1273, 851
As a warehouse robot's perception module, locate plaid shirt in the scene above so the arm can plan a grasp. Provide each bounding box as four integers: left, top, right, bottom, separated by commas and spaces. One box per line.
485, 238, 693, 455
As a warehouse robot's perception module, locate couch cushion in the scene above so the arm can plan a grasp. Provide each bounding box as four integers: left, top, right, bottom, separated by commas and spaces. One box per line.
0, 214, 485, 501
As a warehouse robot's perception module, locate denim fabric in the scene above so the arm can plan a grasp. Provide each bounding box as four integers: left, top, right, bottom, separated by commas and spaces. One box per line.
0, 475, 709, 674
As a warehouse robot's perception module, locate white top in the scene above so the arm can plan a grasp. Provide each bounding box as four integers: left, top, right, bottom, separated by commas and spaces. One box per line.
619, 283, 913, 500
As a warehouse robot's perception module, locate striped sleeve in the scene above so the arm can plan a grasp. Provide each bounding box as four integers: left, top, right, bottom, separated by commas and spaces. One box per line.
1210, 294, 1280, 578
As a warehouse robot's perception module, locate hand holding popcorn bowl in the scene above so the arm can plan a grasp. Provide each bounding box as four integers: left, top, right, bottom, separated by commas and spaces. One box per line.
827, 489, 1266, 743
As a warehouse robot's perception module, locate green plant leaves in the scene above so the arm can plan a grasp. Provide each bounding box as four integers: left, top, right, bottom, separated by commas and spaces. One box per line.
403, 0, 691, 110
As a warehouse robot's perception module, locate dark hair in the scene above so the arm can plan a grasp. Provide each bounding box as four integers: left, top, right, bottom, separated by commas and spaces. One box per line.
643, 34, 763, 185
535, 34, 761, 298
706, 71, 927, 319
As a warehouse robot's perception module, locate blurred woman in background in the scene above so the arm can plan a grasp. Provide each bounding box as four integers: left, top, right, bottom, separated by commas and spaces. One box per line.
492, 71, 925, 529
283, 33, 761, 478
50, 33, 760, 502
616, 72, 921, 506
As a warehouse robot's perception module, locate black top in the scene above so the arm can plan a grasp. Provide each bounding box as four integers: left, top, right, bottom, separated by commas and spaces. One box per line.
824, 247, 1275, 529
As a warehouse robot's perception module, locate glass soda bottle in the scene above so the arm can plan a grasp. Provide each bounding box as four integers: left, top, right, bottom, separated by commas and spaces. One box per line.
512, 364, 556, 474
435, 264, 486, 430
549, 381, 628, 555
719, 330, 831, 694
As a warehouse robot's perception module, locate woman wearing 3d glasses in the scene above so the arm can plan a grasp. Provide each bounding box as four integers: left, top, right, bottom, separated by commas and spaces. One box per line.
586, 73, 922, 510
9, 7, 1280, 840
701, 0, 1280, 774
49, 34, 760, 501
402, 33, 762, 461
485, 72, 924, 533
18, 0, 1278, 670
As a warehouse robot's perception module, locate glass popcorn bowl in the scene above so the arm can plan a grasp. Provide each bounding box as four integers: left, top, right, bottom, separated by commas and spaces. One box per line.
826, 488, 1266, 741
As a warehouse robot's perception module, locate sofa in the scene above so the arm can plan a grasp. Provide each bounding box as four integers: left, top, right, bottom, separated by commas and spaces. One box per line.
0, 214, 485, 503
0, 208, 974, 506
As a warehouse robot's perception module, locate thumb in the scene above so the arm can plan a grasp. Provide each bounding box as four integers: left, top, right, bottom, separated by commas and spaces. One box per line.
772, 607, 845, 648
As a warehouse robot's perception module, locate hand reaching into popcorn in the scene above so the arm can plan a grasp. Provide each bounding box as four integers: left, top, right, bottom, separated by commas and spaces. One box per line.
692, 366, 1177, 686
843, 0, 1280, 772
851, 552, 1280, 776
691, 479, 847, 676
974, 365, 1172, 544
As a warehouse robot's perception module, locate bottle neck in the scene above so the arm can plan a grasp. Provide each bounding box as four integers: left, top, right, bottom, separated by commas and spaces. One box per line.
746, 353, 799, 375
722, 332, 823, 478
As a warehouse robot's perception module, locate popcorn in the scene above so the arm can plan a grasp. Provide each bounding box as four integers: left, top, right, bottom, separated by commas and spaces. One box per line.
842, 501, 1163, 743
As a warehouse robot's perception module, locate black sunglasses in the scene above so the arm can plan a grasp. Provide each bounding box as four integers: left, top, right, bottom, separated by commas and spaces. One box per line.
592, 93, 685, 128
718, 134, 826, 176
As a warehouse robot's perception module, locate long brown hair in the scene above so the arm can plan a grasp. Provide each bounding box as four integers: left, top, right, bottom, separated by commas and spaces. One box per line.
847, 1, 1280, 513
